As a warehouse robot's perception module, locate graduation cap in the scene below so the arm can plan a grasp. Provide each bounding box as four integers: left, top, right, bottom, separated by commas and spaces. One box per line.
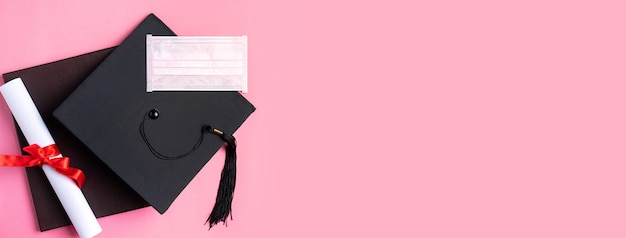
2, 48, 149, 231
53, 14, 255, 227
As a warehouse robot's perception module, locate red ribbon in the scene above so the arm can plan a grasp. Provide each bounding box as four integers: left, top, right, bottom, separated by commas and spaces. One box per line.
0, 144, 85, 188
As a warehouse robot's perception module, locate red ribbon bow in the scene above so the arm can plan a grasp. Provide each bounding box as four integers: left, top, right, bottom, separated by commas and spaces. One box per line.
0, 144, 85, 188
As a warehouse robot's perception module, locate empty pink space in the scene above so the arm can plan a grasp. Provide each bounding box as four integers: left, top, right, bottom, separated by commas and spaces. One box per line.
1, 0, 626, 237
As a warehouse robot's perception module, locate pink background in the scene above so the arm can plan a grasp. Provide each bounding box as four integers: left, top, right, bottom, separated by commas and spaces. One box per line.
1, 0, 626, 237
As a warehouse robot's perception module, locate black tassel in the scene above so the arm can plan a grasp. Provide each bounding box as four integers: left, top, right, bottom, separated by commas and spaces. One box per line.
204, 126, 237, 229
140, 115, 240, 228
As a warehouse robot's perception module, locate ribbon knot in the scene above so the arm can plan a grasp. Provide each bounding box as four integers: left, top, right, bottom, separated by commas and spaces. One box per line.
0, 144, 85, 188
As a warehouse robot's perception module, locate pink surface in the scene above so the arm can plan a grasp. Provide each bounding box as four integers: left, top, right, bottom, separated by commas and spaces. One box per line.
1, 0, 626, 237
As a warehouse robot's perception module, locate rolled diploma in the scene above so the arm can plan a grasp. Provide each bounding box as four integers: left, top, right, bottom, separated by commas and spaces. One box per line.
0, 78, 102, 238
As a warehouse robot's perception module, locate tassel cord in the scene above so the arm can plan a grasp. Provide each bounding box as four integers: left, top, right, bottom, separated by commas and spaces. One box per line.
205, 128, 237, 228
139, 114, 207, 160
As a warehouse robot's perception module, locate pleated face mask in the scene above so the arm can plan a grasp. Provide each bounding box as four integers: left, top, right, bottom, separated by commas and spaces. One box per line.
146, 35, 248, 93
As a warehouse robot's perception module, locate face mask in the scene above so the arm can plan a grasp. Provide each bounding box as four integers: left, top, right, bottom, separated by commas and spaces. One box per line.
146, 35, 248, 93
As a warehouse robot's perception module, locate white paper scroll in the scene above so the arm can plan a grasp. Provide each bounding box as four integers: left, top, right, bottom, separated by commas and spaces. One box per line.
0, 78, 102, 238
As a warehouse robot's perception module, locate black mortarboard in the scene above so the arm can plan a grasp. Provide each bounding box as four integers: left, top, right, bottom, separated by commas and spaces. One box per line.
53, 14, 255, 227
2, 48, 149, 231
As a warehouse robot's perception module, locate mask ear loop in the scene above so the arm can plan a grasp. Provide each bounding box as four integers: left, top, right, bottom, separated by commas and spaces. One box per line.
139, 109, 238, 228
